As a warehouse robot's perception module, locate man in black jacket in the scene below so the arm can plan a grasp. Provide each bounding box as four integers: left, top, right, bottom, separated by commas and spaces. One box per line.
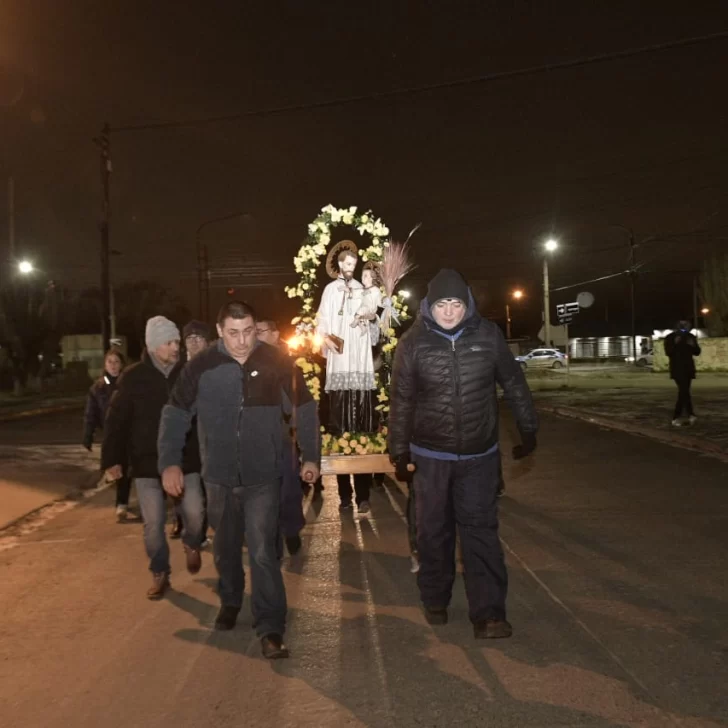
158, 301, 321, 660
388, 269, 538, 639
664, 320, 702, 426
102, 316, 205, 600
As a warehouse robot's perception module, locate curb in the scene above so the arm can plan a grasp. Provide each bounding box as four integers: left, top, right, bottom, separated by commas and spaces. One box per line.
538, 403, 728, 463
0, 402, 84, 422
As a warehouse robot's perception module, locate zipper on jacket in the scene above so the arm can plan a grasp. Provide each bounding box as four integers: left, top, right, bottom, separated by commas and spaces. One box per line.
237, 364, 245, 486
452, 336, 462, 452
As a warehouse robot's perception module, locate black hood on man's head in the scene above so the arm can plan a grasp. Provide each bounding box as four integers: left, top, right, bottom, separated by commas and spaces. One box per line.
426, 268, 470, 308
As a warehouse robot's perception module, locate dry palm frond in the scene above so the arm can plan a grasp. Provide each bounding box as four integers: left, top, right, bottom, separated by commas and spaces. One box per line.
379, 229, 417, 330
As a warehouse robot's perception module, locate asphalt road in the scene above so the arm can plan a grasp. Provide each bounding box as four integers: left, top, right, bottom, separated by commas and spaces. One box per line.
0, 408, 98, 528
0, 413, 726, 727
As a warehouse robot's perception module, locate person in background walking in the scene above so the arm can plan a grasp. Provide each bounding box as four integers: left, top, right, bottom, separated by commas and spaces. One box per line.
82, 348, 130, 523
102, 316, 205, 600
170, 320, 213, 546
388, 268, 538, 639
256, 317, 305, 556
664, 320, 701, 427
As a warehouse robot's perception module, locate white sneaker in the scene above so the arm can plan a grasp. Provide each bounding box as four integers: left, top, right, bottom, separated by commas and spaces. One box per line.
410, 555, 420, 573
671, 419, 682, 427
115, 506, 128, 523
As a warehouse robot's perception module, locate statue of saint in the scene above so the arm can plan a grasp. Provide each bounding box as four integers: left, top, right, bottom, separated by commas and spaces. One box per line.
316, 241, 377, 434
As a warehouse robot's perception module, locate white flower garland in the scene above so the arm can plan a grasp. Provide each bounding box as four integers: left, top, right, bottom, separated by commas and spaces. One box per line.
285, 204, 410, 417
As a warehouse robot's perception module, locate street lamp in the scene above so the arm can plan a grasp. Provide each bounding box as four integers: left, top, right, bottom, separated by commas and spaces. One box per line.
701, 307, 710, 315
18, 260, 33, 274
542, 240, 558, 346
506, 289, 524, 339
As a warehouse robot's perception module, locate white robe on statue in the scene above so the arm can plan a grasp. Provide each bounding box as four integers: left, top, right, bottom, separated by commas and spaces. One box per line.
317, 277, 376, 392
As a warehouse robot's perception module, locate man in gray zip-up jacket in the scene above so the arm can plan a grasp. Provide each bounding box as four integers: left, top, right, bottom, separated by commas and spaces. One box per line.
158, 301, 320, 659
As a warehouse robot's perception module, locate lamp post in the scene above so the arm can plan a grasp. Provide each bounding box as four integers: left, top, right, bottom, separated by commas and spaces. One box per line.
196, 212, 250, 322
506, 289, 523, 339
542, 239, 558, 347
18, 260, 33, 275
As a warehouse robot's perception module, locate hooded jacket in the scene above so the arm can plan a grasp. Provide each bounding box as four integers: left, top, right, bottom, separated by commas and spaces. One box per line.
388, 293, 538, 458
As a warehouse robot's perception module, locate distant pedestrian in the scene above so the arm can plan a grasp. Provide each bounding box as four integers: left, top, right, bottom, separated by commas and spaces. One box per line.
664, 320, 701, 427
82, 348, 130, 523
256, 317, 306, 556
389, 268, 539, 639
170, 320, 213, 545
159, 301, 320, 659
102, 316, 205, 600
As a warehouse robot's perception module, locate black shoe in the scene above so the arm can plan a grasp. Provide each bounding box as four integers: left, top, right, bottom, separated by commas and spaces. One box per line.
261, 633, 289, 659
424, 607, 448, 625
339, 501, 353, 512
474, 618, 513, 639
214, 605, 240, 631
285, 535, 302, 555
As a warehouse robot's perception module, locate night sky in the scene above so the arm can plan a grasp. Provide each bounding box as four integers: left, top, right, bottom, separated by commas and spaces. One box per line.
2, 1, 728, 337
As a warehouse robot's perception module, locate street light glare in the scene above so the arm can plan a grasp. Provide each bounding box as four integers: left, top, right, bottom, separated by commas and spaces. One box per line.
701, 307, 710, 315
545, 239, 558, 252
18, 260, 33, 274
512, 289, 524, 300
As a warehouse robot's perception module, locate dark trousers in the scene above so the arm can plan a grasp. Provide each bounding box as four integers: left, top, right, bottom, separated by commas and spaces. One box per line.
412, 450, 507, 623
674, 377, 694, 419
280, 437, 305, 538
406, 484, 418, 555
206, 481, 287, 637
337, 474, 372, 506
115, 472, 131, 507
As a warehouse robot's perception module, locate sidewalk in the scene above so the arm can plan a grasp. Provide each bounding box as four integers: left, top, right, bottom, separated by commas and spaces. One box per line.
0, 391, 86, 421
533, 386, 728, 458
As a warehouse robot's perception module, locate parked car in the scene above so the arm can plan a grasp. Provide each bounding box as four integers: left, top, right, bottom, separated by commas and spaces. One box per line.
516, 348, 568, 370
626, 349, 653, 367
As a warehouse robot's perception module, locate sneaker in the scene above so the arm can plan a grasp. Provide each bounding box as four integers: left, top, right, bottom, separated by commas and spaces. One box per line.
183, 544, 201, 575
474, 618, 513, 639
261, 633, 289, 659
147, 572, 170, 600
424, 607, 448, 625
214, 605, 240, 631
115, 506, 128, 523
671, 418, 683, 427
339, 501, 353, 512
200, 537, 212, 549
409, 554, 420, 573
688, 415, 697, 425
285, 535, 302, 556
357, 501, 371, 515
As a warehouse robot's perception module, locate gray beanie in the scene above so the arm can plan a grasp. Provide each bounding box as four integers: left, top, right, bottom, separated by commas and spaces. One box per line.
145, 316, 180, 351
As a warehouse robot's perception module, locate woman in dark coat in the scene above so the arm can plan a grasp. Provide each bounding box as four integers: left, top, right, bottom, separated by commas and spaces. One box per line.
82, 349, 130, 521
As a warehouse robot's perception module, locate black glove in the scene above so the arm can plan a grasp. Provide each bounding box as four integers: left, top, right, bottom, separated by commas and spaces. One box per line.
512, 432, 537, 460
392, 453, 415, 483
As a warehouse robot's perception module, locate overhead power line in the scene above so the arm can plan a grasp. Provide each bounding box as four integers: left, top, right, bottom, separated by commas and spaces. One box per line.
110, 30, 728, 133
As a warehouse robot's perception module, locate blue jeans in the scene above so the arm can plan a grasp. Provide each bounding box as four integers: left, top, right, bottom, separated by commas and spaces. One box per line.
135, 474, 205, 574
206, 481, 286, 637
412, 450, 507, 623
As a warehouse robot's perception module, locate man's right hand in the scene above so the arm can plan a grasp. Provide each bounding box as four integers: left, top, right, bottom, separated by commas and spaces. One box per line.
105, 465, 122, 481
392, 454, 415, 483
162, 465, 185, 497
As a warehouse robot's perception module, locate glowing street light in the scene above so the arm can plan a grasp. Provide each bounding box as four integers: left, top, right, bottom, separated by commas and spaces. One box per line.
512, 289, 524, 300
506, 288, 525, 339
18, 260, 33, 274
542, 239, 559, 346
701, 307, 710, 315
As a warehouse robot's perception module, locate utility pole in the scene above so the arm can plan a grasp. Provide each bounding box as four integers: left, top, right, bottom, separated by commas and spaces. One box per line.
505, 303, 512, 339
8, 176, 15, 262
542, 257, 551, 347
96, 124, 112, 352
693, 275, 699, 332
628, 229, 637, 366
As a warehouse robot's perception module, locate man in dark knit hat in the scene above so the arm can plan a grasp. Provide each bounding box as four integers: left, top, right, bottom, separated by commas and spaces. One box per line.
388, 268, 538, 639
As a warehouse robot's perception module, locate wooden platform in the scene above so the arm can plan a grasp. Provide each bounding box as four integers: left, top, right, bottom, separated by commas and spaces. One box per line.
320, 453, 393, 475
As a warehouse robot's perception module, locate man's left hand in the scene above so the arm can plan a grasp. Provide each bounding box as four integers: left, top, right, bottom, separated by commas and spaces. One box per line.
300, 462, 320, 484
512, 432, 537, 460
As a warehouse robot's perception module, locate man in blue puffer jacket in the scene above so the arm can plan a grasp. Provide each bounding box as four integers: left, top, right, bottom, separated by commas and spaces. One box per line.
388, 269, 538, 639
